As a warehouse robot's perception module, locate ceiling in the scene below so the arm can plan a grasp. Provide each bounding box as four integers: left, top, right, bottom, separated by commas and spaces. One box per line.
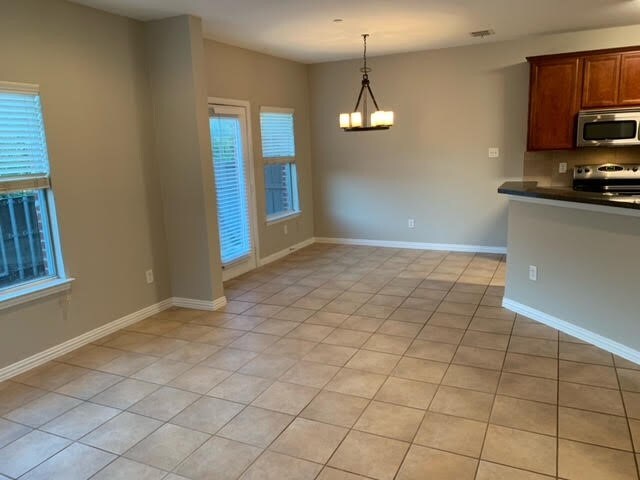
70, 0, 640, 63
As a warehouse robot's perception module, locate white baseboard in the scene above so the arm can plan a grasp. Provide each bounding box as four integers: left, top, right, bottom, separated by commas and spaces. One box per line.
0, 298, 173, 382
315, 237, 507, 254
503, 297, 640, 365
172, 296, 227, 311
258, 237, 316, 266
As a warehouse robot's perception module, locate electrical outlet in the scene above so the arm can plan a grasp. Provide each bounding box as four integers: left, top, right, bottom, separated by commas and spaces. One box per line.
145, 269, 154, 284
528, 265, 538, 282
488, 147, 500, 158
283, 224, 288, 235
408, 218, 415, 229
559, 162, 568, 174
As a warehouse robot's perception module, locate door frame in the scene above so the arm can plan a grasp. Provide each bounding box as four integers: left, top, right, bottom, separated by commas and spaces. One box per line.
208, 97, 260, 281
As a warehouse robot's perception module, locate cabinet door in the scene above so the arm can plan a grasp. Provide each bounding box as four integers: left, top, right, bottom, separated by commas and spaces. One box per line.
528, 58, 582, 151
582, 54, 620, 108
619, 52, 640, 106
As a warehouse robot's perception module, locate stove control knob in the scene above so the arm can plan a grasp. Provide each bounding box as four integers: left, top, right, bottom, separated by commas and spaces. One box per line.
633, 167, 638, 172
585, 168, 591, 173
577, 168, 583, 174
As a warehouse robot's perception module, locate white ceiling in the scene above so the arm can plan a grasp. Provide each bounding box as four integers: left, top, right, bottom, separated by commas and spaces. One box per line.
70, 0, 640, 63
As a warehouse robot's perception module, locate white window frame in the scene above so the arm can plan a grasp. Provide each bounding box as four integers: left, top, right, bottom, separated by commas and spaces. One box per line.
0, 81, 71, 310
260, 106, 301, 224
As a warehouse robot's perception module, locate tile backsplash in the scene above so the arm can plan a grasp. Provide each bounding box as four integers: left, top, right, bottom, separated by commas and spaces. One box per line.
523, 148, 640, 186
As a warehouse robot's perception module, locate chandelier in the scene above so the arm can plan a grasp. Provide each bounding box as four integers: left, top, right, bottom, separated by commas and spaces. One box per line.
339, 34, 394, 131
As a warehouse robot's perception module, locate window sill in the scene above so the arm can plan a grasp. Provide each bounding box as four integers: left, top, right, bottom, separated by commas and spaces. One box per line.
266, 211, 301, 225
0, 277, 74, 311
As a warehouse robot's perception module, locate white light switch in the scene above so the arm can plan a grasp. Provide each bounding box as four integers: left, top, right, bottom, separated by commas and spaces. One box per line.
488, 148, 500, 158
559, 162, 568, 174
529, 265, 538, 282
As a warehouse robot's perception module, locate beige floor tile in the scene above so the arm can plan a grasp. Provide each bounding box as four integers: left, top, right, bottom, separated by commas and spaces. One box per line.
512, 322, 558, 341
631, 419, 640, 453
355, 304, 396, 319
61, 345, 124, 370
164, 343, 221, 364
389, 308, 430, 324
392, 357, 448, 384
444, 291, 482, 305
0, 382, 46, 415
317, 467, 370, 479
323, 328, 372, 347
345, 350, 401, 375
362, 334, 412, 355
490, 395, 557, 435
304, 343, 358, 366
168, 365, 231, 393
90, 378, 158, 409
481, 424, 556, 476
221, 315, 266, 331
503, 353, 558, 379
559, 406, 632, 450
91, 457, 166, 480
272, 307, 316, 322
55, 371, 122, 400
171, 396, 244, 434
375, 377, 437, 409
201, 348, 258, 370
270, 417, 347, 463
341, 315, 385, 333
623, 390, 640, 419
229, 332, 280, 352
305, 311, 348, 327
217, 406, 293, 447
429, 385, 494, 421
240, 451, 322, 480
0, 418, 30, 448
286, 323, 335, 341
508, 336, 558, 358
301, 390, 369, 427
176, 436, 262, 480
377, 320, 422, 338
325, 368, 387, 398
264, 338, 317, 359
19, 442, 114, 480
131, 358, 192, 385
476, 461, 555, 479
468, 316, 514, 334
615, 356, 640, 371
560, 381, 625, 416
453, 346, 505, 370
238, 353, 297, 378
559, 438, 638, 480
396, 444, 478, 480
0, 430, 70, 478
328, 430, 409, 480
253, 319, 299, 336
442, 364, 500, 393
41, 402, 119, 440
417, 325, 465, 345
13, 362, 87, 391
414, 411, 486, 457
560, 342, 613, 365
559, 360, 619, 388
497, 372, 558, 404
429, 312, 472, 330
354, 401, 424, 441
97, 352, 157, 376
618, 368, 640, 393
462, 330, 510, 351
5, 392, 82, 427
128, 386, 199, 421
252, 381, 319, 415
207, 373, 272, 403
125, 423, 209, 471
279, 361, 339, 388
81, 411, 161, 454
405, 339, 457, 363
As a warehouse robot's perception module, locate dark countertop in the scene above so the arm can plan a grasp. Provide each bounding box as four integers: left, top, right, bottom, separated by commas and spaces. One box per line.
498, 181, 640, 211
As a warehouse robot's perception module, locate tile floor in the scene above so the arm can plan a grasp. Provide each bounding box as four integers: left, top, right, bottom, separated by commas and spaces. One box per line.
0, 244, 639, 479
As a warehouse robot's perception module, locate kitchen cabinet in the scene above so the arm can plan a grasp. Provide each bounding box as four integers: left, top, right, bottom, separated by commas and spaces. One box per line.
527, 57, 582, 151
527, 46, 640, 151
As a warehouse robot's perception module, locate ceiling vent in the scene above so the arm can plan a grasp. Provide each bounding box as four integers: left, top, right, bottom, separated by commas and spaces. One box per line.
470, 29, 495, 39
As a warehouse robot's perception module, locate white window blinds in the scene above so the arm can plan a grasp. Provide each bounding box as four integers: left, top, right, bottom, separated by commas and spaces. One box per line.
210, 113, 252, 265
0, 85, 50, 180
260, 109, 295, 163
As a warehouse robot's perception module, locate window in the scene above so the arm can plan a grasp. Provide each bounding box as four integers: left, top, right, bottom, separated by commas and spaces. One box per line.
0, 82, 67, 303
260, 107, 300, 222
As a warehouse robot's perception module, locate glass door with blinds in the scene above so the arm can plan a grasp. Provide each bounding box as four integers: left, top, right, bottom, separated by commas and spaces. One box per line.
209, 104, 257, 281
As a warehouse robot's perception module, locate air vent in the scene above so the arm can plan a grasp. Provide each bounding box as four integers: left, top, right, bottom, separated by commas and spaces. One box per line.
470, 29, 495, 39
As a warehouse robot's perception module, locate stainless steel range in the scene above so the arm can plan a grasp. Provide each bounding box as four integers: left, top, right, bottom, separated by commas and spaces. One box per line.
573, 164, 640, 194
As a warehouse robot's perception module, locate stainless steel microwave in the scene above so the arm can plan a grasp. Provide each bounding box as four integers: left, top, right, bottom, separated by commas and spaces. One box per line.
577, 108, 640, 147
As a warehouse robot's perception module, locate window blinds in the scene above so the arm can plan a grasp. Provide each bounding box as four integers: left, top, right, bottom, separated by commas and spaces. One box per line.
210, 115, 252, 265
0, 87, 50, 181
260, 109, 295, 163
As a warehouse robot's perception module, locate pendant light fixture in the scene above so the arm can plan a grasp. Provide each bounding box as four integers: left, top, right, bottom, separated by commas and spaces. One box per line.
339, 34, 394, 131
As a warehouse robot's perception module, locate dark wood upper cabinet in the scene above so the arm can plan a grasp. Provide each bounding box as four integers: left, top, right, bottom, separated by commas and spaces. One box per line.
527, 57, 582, 151
582, 54, 620, 108
527, 45, 640, 151
619, 52, 640, 106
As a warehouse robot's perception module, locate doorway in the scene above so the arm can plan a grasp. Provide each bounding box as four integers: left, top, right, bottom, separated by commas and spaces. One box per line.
209, 102, 258, 281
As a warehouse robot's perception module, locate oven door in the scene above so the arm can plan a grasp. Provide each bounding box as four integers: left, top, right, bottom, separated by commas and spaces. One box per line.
577, 110, 640, 147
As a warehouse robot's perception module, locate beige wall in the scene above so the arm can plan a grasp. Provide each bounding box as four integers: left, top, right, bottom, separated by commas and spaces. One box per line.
309, 24, 640, 248
145, 17, 224, 301
203, 40, 314, 258
505, 199, 640, 352
0, 0, 171, 367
